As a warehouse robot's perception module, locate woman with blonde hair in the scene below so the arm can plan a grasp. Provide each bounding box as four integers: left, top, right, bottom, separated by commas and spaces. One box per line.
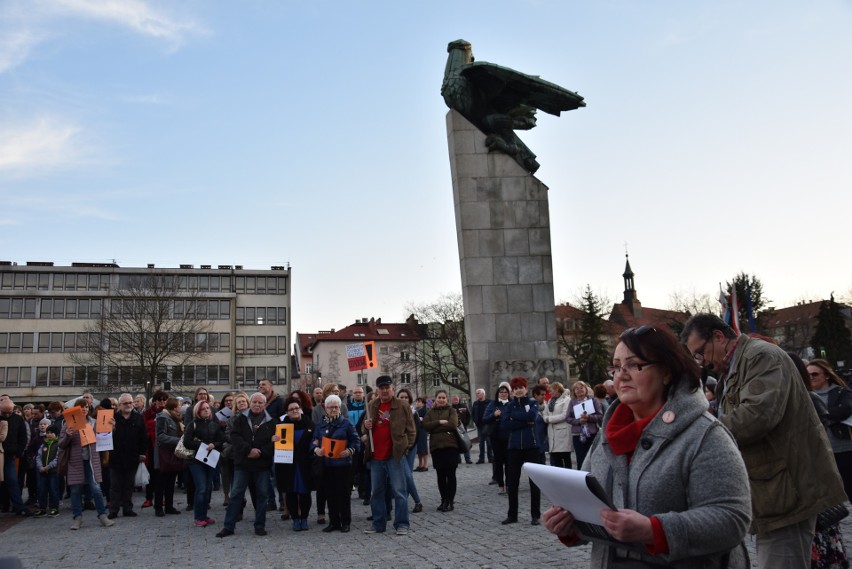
542, 382, 574, 469
808, 358, 852, 501
566, 380, 602, 470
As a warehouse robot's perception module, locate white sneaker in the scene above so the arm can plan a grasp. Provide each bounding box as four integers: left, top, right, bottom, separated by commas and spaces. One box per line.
395, 527, 409, 536
98, 514, 115, 527
70, 516, 82, 530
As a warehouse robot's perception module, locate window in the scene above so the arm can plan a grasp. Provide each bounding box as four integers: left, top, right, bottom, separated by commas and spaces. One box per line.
22, 333, 33, 352
400, 373, 411, 383
278, 336, 287, 355
400, 351, 410, 362
277, 366, 287, 383
431, 374, 441, 387
431, 352, 440, 364
379, 346, 388, 356
24, 298, 36, 318
305, 363, 314, 374
357, 373, 368, 385
38, 334, 50, 353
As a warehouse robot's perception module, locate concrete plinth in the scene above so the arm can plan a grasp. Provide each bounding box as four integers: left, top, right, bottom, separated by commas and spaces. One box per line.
447, 110, 557, 396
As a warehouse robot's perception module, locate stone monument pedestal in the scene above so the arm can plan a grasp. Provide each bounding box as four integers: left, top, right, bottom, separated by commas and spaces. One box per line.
447, 110, 558, 395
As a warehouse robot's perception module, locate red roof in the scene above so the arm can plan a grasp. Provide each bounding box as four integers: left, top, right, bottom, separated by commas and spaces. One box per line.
608, 303, 689, 332
304, 316, 422, 350
764, 301, 825, 329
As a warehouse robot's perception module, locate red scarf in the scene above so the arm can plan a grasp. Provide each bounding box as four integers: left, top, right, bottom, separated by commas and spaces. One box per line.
605, 403, 661, 458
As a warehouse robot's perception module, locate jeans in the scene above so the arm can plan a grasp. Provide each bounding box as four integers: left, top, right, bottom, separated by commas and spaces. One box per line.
476, 426, 493, 461
403, 446, 421, 504
224, 468, 270, 530
370, 458, 409, 531
187, 462, 214, 521
37, 471, 60, 510
69, 460, 107, 517
2, 456, 26, 512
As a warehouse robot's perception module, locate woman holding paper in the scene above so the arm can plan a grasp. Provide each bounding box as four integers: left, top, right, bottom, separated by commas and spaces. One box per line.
58, 398, 114, 530
542, 325, 751, 568
275, 396, 316, 531
311, 394, 360, 533
183, 400, 226, 528
566, 381, 602, 471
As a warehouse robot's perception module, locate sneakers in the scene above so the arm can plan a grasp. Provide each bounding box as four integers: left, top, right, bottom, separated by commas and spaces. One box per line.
363, 528, 384, 534
395, 527, 409, 536
194, 520, 208, 527
33, 509, 47, 517
204, 518, 215, 525
98, 514, 115, 527
48, 509, 59, 518
216, 528, 234, 538
412, 503, 423, 513
70, 516, 82, 530
141, 500, 153, 508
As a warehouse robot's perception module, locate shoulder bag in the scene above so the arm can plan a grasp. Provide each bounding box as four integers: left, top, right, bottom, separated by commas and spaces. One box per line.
174, 437, 194, 459
454, 424, 472, 453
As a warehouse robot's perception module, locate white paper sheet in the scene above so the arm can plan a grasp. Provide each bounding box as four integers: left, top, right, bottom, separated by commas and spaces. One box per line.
523, 462, 614, 525
95, 432, 113, 452
195, 446, 221, 469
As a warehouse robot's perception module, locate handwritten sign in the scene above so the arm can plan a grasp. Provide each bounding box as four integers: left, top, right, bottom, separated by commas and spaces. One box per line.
346, 343, 367, 371
96, 432, 113, 451
79, 423, 97, 447
63, 406, 87, 431
321, 437, 348, 459
274, 423, 294, 464
96, 409, 114, 433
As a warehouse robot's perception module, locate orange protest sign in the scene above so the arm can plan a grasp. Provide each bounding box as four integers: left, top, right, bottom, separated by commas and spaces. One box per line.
96, 409, 114, 433
79, 423, 97, 446
321, 437, 347, 459
275, 424, 294, 451
63, 406, 87, 431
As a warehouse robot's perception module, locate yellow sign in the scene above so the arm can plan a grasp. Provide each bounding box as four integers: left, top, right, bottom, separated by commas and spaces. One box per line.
275, 424, 294, 451
96, 409, 114, 433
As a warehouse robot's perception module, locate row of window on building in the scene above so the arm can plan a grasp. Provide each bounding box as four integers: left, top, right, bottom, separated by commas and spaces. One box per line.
0, 365, 289, 388
0, 332, 287, 355
0, 297, 289, 325
0, 272, 287, 295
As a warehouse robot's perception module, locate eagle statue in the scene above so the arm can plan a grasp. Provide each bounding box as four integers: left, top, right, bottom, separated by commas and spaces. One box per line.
441, 39, 585, 174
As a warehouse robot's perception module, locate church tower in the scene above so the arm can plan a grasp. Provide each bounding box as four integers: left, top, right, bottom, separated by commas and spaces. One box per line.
621, 253, 641, 318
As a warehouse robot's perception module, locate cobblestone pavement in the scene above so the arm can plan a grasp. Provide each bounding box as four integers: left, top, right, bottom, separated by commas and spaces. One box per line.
2, 447, 851, 568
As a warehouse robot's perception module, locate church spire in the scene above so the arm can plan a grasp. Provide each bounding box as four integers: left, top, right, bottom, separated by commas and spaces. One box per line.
622, 252, 640, 315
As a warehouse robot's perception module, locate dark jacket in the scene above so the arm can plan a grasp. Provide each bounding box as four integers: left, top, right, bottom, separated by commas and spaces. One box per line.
502, 396, 539, 450
484, 398, 510, 441
275, 415, 316, 493
183, 417, 226, 463
471, 398, 491, 427
0, 413, 28, 458
312, 415, 360, 468
111, 411, 148, 469
423, 406, 459, 452
229, 409, 276, 471
452, 401, 471, 427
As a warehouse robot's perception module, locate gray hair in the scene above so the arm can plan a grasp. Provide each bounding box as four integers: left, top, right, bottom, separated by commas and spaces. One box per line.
249, 392, 267, 404
119, 392, 133, 403
324, 394, 342, 408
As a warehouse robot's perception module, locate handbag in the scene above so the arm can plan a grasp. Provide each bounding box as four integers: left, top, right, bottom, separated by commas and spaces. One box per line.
158, 445, 184, 473
816, 503, 850, 532
454, 424, 472, 453
174, 437, 194, 460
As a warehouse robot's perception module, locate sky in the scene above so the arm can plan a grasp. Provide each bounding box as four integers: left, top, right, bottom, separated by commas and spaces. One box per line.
2, 0, 851, 336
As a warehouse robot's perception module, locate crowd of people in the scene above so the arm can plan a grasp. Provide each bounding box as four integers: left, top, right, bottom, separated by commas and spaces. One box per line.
2, 314, 852, 568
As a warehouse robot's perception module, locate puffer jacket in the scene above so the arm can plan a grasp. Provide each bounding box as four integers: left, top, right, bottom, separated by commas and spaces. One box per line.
311, 415, 360, 468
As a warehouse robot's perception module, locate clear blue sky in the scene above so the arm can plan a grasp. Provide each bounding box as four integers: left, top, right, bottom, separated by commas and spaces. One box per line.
2, 0, 850, 335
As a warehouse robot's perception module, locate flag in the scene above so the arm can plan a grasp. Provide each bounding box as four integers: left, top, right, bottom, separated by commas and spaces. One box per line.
728, 285, 741, 335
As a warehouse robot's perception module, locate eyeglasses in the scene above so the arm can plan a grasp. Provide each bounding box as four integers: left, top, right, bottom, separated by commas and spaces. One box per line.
620, 325, 656, 339
326, 405, 340, 409
692, 339, 710, 363
607, 362, 657, 375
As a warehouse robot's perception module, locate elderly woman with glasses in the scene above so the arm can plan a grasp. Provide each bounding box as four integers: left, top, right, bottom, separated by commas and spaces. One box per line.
542, 325, 752, 568
311, 394, 360, 533
566, 380, 603, 470
274, 396, 316, 531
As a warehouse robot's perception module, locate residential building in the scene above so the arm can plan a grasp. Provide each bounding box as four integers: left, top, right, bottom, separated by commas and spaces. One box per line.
764, 299, 852, 359
0, 260, 291, 403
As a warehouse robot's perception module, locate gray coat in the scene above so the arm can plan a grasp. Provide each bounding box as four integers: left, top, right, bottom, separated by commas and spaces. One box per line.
154, 410, 182, 470
582, 379, 752, 568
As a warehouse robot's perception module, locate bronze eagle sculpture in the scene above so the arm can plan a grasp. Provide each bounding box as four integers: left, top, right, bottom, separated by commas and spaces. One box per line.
441, 39, 585, 174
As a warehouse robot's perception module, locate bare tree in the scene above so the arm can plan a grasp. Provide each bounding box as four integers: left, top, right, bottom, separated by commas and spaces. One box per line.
400, 293, 470, 397
667, 288, 717, 316
69, 274, 213, 393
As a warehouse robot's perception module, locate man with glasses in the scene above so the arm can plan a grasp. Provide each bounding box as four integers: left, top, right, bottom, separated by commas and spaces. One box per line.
107, 393, 148, 519
682, 313, 845, 569
362, 376, 416, 536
